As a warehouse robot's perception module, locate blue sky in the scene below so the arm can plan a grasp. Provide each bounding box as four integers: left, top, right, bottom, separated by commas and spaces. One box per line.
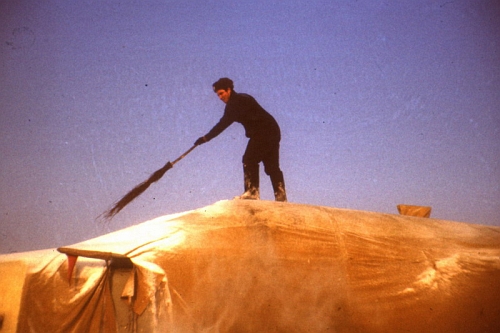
1, 0, 499, 253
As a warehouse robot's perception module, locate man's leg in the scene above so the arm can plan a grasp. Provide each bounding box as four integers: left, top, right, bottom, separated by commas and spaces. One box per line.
237, 162, 260, 200
263, 142, 287, 202
270, 170, 287, 202
237, 139, 260, 200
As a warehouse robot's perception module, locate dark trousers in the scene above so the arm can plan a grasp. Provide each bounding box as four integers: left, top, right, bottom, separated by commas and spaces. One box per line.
241, 137, 284, 198
242, 138, 282, 178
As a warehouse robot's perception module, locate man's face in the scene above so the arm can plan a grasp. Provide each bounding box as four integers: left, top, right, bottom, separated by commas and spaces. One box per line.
215, 88, 231, 104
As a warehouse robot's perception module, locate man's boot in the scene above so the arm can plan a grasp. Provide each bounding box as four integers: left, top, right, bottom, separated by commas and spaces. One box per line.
236, 163, 260, 200
271, 171, 287, 202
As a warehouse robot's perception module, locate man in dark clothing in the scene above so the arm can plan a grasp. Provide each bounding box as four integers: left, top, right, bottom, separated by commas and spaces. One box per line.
195, 78, 287, 202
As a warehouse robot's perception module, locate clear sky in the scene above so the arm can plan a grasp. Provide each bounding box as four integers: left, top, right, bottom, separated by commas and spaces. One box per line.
1, 0, 499, 254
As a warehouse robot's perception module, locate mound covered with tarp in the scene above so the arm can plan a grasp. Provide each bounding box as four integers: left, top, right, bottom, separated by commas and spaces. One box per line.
2, 200, 500, 332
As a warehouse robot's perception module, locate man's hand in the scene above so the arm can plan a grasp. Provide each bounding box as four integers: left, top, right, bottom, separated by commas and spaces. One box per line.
194, 136, 207, 146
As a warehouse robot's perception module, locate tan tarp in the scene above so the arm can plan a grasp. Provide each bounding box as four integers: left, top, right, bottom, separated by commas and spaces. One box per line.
2, 200, 500, 332
1, 251, 115, 333
0, 251, 34, 332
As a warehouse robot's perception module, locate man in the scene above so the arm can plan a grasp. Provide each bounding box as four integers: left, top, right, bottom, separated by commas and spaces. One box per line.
194, 78, 287, 202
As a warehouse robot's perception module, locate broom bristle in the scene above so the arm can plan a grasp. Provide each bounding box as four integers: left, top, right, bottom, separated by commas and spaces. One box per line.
103, 181, 151, 219
101, 162, 173, 221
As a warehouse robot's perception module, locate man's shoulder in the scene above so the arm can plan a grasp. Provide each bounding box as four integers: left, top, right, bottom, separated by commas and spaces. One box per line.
235, 92, 252, 98
229, 92, 256, 106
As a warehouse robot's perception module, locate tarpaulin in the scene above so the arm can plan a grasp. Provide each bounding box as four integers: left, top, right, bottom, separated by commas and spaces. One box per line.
2, 200, 500, 332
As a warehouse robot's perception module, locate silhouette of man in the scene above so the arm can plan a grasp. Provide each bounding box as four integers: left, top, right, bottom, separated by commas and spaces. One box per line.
195, 78, 287, 202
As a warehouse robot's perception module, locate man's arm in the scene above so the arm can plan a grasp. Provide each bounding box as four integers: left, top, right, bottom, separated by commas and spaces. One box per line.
194, 112, 234, 145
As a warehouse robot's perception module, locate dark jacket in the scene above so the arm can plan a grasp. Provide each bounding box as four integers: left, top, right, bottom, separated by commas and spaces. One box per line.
204, 91, 281, 142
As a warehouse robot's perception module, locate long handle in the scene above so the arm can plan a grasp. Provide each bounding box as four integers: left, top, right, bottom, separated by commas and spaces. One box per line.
171, 144, 197, 166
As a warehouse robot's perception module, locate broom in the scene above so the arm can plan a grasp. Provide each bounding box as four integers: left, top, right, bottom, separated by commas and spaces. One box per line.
101, 145, 197, 220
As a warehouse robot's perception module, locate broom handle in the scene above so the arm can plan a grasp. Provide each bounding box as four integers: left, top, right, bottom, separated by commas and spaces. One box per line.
171, 144, 198, 166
